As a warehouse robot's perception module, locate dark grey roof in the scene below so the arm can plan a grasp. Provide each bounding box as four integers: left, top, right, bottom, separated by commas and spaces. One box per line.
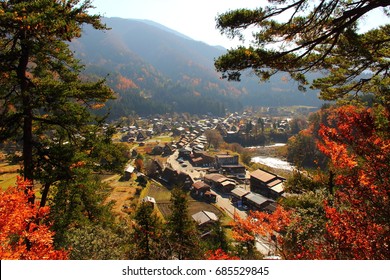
244, 192, 269, 206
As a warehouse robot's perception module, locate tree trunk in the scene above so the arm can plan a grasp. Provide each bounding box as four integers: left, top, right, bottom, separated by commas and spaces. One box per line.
18, 35, 35, 204
40, 182, 51, 208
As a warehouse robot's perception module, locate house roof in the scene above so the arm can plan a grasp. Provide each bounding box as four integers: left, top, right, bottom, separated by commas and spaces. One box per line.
125, 165, 135, 173
221, 180, 236, 187
263, 202, 277, 213
231, 187, 250, 198
221, 164, 245, 168
192, 211, 219, 226
204, 173, 226, 182
216, 154, 236, 159
244, 192, 270, 206
192, 181, 211, 190
192, 157, 203, 163
153, 160, 164, 170
267, 179, 283, 187
179, 147, 192, 153
250, 169, 276, 183
270, 182, 285, 194
216, 177, 228, 183
204, 190, 217, 197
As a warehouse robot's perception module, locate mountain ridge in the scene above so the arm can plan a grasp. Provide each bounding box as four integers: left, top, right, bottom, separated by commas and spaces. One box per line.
71, 17, 323, 118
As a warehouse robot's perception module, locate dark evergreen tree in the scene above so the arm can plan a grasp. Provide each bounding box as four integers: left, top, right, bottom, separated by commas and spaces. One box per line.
166, 188, 201, 259
0, 1, 129, 253
215, 0, 389, 102
0, 0, 116, 204
131, 201, 168, 260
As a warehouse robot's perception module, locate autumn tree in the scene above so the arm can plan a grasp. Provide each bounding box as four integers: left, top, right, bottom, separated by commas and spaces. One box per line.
134, 153, 144, 173
206, 248, 240, 260
0, 0, 117, 205
215, 0, 389, 101
215, 0, 390, 260
311, 105, 390, 259
0, 178, 68, 259
232, 207, 292, 259
205, 129, 224, 149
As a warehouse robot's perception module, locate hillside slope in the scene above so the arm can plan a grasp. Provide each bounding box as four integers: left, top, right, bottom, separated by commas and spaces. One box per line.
71, 18, 322, 117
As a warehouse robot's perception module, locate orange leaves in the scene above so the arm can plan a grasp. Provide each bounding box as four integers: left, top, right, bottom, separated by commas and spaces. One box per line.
261, 105, 390, 259
311, 105, 390, 259
232, 207, 292, 244
90, 103, 105, 110
323, 201, 388, 259
317, 131, 357, 170
206, 249, 240, 260
116, 75, 139, 90
0, 177, 68, 260
70, 161, 86, 169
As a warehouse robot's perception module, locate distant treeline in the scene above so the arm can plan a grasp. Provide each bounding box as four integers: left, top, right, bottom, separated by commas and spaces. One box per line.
97, 81, 243, 119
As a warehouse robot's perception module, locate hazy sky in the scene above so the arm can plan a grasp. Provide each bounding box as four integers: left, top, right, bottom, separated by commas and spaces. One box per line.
91, 0, 389, 49
91, 0, 263, 48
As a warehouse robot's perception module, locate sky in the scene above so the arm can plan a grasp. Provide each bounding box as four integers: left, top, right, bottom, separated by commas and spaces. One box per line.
91, 0, 263, 48
91, 0, 389, 49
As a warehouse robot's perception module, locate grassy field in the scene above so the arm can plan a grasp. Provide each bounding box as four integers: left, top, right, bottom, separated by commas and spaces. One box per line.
143, 182, 172, 202
141, 180, 224, 221
157, 200, 224, 220
0, 163, 20, 190
103, 174, 143, 221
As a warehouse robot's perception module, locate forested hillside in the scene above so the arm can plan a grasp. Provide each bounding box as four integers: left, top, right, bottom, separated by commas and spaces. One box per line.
70, 17, 323, 118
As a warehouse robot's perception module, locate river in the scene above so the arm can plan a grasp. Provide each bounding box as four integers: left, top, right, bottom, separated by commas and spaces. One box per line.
251, 156, 294, 171
250, 143, 294, 171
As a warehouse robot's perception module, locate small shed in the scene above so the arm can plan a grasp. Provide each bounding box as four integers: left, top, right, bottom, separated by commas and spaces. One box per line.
192, 210, 219, 227
123, 164, 135, 180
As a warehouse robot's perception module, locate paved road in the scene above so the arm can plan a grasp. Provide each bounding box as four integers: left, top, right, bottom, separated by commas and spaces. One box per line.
167, 150, 273, 255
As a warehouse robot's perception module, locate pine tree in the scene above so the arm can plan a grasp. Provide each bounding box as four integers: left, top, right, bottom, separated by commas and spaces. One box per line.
131, 201, 167, 259
166, 188, 201, 259
0, 0, 114, 204
215, 0, 389, 101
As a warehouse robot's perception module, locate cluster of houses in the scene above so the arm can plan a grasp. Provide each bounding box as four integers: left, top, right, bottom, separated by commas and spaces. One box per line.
138, 155, 287, 236
145, 149, 285, 215
118, 113, 289, 232
117, 110, 296, 148
215, 112, 292, 139
118, 115, 223, 144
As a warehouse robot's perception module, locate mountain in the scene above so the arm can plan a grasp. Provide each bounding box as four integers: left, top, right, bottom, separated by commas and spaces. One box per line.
71, 17, 323, 118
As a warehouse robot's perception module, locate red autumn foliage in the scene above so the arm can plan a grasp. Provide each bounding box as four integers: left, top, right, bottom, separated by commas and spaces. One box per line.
0, 177, 68, 260
313, 105, 390, 259
116, 75, 138, 90
231, 206, 292, 258
230, 106, 389, 260
205, 249, 240, 260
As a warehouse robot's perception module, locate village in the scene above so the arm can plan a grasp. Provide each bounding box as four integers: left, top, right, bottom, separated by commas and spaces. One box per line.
104, 108, 302, 256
